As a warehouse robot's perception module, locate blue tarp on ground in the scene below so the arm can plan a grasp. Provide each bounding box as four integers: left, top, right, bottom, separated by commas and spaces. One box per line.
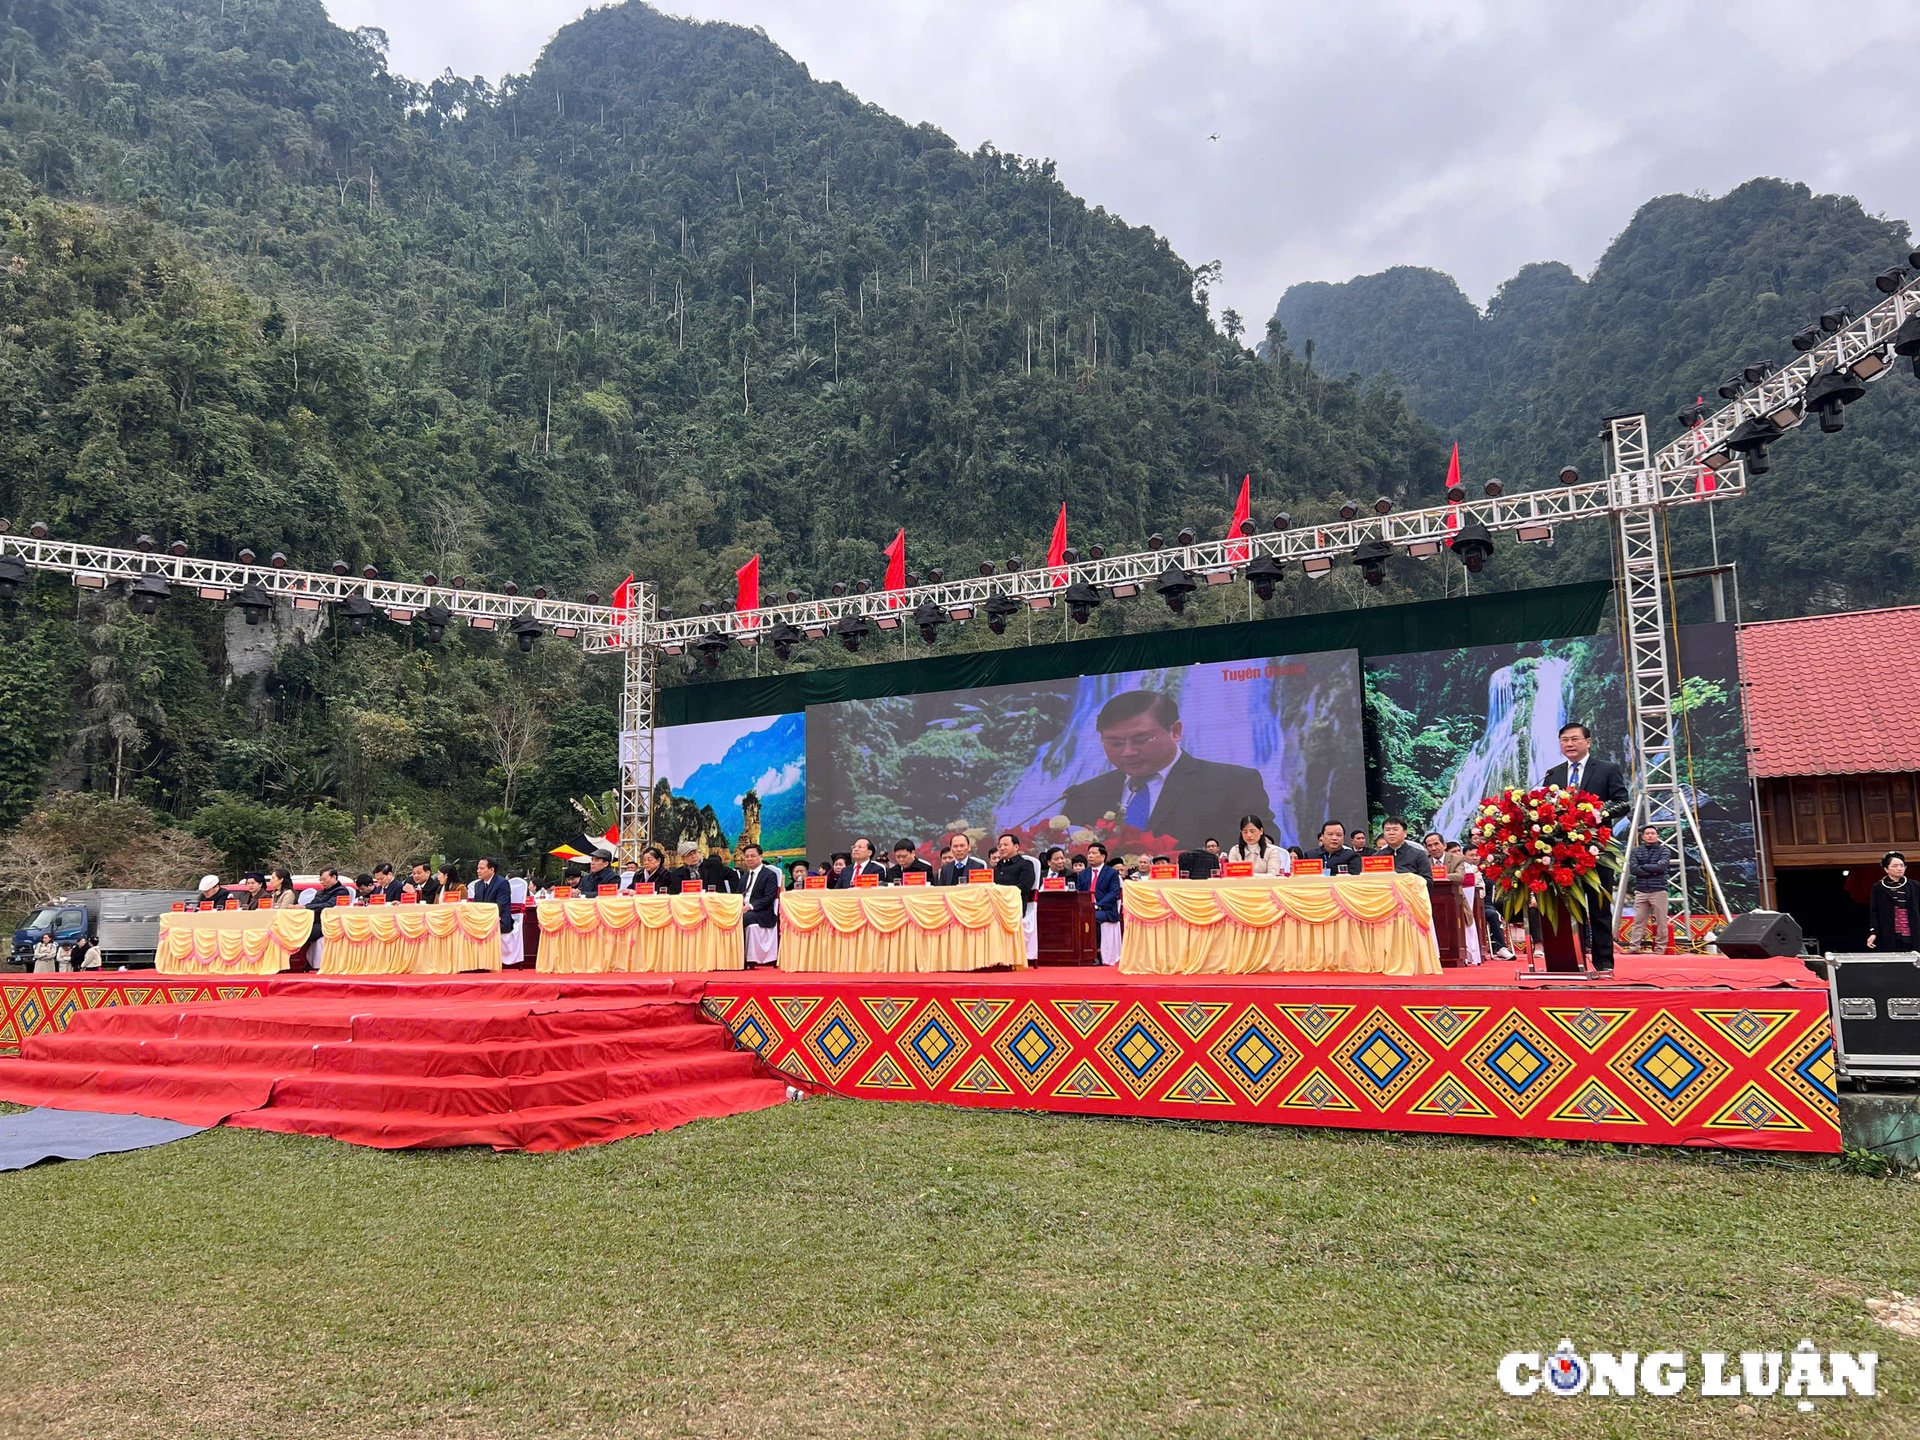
0, 1107, 207, 1171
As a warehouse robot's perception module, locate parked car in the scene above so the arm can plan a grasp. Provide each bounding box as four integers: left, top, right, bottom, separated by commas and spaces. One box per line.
10, 889, 200, 970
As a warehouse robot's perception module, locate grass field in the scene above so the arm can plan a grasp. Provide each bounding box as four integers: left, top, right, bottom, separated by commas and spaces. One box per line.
1, 1099, 1916, 1439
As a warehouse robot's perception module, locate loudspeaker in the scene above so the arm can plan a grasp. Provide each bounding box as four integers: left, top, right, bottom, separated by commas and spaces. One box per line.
1714, 909, 1804, 959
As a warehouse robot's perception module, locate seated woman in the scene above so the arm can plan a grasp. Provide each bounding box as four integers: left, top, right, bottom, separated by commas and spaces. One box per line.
1224, 815, 1290, 876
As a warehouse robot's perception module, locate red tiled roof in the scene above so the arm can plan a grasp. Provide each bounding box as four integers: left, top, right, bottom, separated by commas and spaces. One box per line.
1740, 605, 1920, 778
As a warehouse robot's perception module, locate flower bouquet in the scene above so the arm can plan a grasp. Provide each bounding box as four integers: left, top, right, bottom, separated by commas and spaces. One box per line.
1470, 784, 1623, 931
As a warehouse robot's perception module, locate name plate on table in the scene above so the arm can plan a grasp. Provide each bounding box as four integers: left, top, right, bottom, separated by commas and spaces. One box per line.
225, 898, 241, 910
902, 872, 928, 886
369, 894, 386, 904
1293, 858, 1325, 876
631, 882, 655, 895
968, 869, 995, 884
171, 902, 185, 912
1362, 855, 1395, 873
805, 875, 828, 889
553, 886, 573, 898
399, 894, 418, 903
598, 883, 618, 896
854, 874, 879, 888
681, 880, 704, 894
1220, 861, 1253, 877
1041, 877, 1067, 890
334, 896, 352, 906
1151, 863, 1179, 879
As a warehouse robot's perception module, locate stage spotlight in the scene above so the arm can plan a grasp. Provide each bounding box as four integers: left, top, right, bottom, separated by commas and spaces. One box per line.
502, 581, 518, 596
1910, 249, 1920, 270
0, 556, 27, 601
1148, 533, 1165, 550
421, 570, 437, 585
362, 565, 378, 581
913, 602, 949, 643
1351, 539, 1394, 587
1804, 365, 1867, 433
1447, 483, 1467, 502
1059, 549, 1078, 567
170, 540, 188, 557
331, 559, 349, 575
698, 600, 714, 614
1893, 314, 1920, 376
1742, 361, 1774, 386
1791, 324, 1823, 352
1271, 512, 1290, 531
1006, 556, 1023, 572
1372, 497, 1393, 516
1559, 465, 1580, 486
769, 621, 804, 662
128, 573, 171, 616
836, 615, 870, 653
135, 534, 155, 552
1176, 528, 1195, 548
853, 579, 870, 594
422, 604, 452, 642
693, 630, 731, 669
1062, 582, 1101, 624
1155, 563, 1195, 614
927, 568, 944, 583
1726, 415, 1781, 465
831, 581, 848, 596
903, 571, 919, 588
270, 552, 287, 569
509, 614, 542, 652
984, 594, 1021, 635
1717, 375, 1746, 401
1876, 266, 1909, 294
1676, 404, 1707, 429
784, 588, 803, 603
1449, 522, 1494, 574
1086, 546, 1104, 561
979, 560, 996, 576
342, 594, 377, 636
28, 521, 48, 539
1337, 501, 1358, 521
1246, 556, 1284, 601
235, 583, 272, 627
1483, 479, 1503, 497
238, 549, 256, 565
1820, 307, 1851, 334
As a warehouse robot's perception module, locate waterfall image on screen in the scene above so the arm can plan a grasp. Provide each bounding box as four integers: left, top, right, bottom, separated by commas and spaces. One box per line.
805, 650, 1366, 860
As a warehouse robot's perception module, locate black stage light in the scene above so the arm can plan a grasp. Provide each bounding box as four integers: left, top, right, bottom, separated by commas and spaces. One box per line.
913, 602, 948, 643
698, 600, 714, 614
422, 603, 452, 642
927, 568, 944, 583
331, 559, 349, 575
853, 579, 870, 594
1086, 546, 1104, 561
1804, 365, 1867, 433
503, 581, 519, 596
271, 552, 288, 569
1246, 556, 1284, 601
1059, 549, 1077, 566
769, 621, 804, 662
1155, 563, 1195, 614
28, 521, 48, 539
1337, 501, 1358, 521
1910, 249, 1920, 270
1742, 361, 1774, 386
0, 555, 27, 601
1893, 314, 1920, 377
239, 549, 257, 565
509, 614, 542, 651
984, 593, 1021, 635
1717, 375, 1747, 400
1270, 512, 1290, 531
343, 594, 377, 635
421, 570, 437, 585
1351, 538, 1394, 587
1447, 483, 1467, 502
1005, 556, 1023, 572
1449, 522, 1494, 574
979, 560, 996, 576
135, 534, 155, 552
836, 614, 870, 653
1725, 415, 1781, 455
1483, 479, 1503, 497
129, 573, 171, 616
1176, 528, 1195, 547
366, 566, 381, 581
1373, 496, 1393, 515
693, 630, 731, 669
1559, 465, 1580, 486
1820, 307, 1851, 334
785, 588, 803, 604
235, 583, 272, 627
1876, 266, 1909, 295
1147, 533, 1165, 550
170, 540, 189, 556
903, 571, 919, 588
1791, 324, 1823, 352
831, 581, 848, 596
1062, 582, 1101, 624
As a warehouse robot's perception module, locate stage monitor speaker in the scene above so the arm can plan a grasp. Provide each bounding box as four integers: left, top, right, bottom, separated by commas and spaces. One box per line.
1715, 909, 1804, 959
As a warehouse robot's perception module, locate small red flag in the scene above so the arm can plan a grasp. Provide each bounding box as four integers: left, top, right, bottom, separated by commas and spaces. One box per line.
883, 529, 906, 606
1229, 475, 1251, 561
735, 554, 760, 620
1047, 502, 1068, 586
1444, 442, 1461, 533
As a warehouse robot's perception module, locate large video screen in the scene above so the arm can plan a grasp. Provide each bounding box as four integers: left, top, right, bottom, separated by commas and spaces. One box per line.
1362, 624, 1756, 909
652, 714, 806, 860
805, 650, 1367, 862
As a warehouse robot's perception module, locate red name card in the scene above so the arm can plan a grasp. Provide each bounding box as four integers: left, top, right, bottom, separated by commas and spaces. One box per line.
1361, 855, 1395, 873
224, 898, 240, 910
334, 896, 352, 906
598, 883, 618, 896
1220, 861, 1253, 877
1150, 863, 1179, 879
399, 893, 418, 903
854, 874, 880, 888
681, 879, 703, 894
171, 902, 185, 912
902, 872, 928, 886
968, 869, 995, 884
1293, 858, 1325, 876
631, 882, 656, 895
1041, 876, 1067, 890
805, 875, 828, 889
370, 894, 387, 904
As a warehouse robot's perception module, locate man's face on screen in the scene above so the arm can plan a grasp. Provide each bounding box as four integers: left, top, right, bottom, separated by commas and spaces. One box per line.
1097, 710, 1182, 779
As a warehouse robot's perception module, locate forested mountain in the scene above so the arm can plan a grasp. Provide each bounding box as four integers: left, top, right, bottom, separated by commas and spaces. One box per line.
1271, 180, 1920, 621
0, 0, 1452, 868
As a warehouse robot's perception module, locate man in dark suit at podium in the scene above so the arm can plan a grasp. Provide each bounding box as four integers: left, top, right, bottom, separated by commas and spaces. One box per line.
1541, 722, 1631, 971
1058, 691, 1271, 850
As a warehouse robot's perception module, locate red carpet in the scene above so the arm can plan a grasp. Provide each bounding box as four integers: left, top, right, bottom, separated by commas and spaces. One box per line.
0, 975, 788, 1151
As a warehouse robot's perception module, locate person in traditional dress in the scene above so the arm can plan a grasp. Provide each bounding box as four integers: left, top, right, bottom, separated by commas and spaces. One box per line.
1867, 850, 1920, 951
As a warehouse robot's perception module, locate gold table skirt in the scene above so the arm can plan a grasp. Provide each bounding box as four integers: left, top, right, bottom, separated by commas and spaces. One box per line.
319, 904, 502, 975
534, 894, 745, 973
1119, 874, 1440, 976
156, 908, 312, 976
777, 886, 1026, 973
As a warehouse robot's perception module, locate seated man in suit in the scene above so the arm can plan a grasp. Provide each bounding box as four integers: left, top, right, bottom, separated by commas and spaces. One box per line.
885, 838, 934, 884
835, 836, 888, 887
736, 842, 782, 966
1301, 821, 1363, 875
938, 832, 989, 886
1059, 690, 1271, 852
1085, 841, 1124, 965
473, 856, 515, 938
1541, 721, 1631, 970
1375, 817, 1433, 878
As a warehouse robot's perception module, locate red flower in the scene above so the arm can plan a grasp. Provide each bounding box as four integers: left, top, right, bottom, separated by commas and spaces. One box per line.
1552, 866, 1575, 886
1528, 878, 1549, 893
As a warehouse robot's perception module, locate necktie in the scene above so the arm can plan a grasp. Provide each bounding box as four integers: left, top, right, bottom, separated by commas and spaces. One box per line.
1124, 781, 1152, 828
1569, 762, 1582, 791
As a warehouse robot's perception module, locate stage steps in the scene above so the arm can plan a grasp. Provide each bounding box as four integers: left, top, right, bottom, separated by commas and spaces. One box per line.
0, 981, 786, 1152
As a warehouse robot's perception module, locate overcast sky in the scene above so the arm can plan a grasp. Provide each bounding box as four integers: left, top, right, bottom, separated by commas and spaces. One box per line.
326, 0, 1920, 325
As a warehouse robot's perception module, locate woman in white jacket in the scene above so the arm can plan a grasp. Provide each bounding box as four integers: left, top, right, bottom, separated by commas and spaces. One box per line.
1224, 815, 1290, 876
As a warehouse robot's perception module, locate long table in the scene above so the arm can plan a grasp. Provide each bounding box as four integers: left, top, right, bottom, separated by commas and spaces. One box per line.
156, 908, 312, 976
534, 893, 744, 973
778, 885, 1025, 973
1119, 874, 1441, 976
319, 903, 502, 975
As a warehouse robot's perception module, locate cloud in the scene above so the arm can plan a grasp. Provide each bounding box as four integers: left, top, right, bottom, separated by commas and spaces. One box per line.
325, 0, 1920, 321
744, 761, 803, 801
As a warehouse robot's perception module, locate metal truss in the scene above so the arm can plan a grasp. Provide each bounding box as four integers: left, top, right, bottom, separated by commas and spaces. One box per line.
616, 595, 658, 864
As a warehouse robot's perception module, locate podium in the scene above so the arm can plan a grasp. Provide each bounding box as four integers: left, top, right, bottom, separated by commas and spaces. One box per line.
1428, 879, 1471, 966
1035, 888, 1098, 966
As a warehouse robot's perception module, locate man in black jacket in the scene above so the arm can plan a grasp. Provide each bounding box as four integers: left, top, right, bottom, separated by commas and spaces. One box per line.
473, 856, 515, 937
698, 840, 741, 895
582, 850, 622, 896
304, 865, 352, 952
1302, 821, 1363, 876
993, 832, 1041, 961
885, 838, 934, 884
737, 842, 782, 966
1541, 722, 1631, 970
938, 833, 989, 887
1374, 818, 1433, 879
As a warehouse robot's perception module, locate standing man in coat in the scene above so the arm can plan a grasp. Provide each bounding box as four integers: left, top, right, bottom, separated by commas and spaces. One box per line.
1541, 722, 1631, 971
1085, 841, 1124, 966
737, 842, 782, 967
